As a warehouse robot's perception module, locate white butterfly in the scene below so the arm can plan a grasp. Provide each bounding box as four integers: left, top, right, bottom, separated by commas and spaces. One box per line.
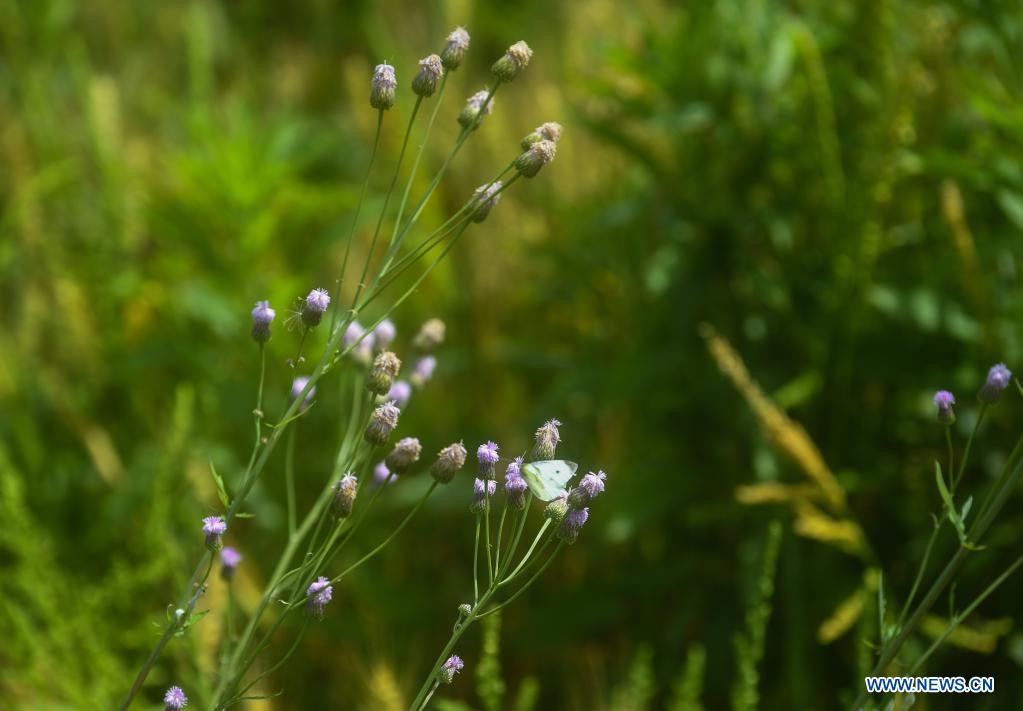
520, 460, 578, 501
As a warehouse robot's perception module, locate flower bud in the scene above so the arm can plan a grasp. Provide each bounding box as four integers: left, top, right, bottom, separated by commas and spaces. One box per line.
290, 376, 316, 411
373, 318, 396, 350
332, 473, 358, 518
470, 181, 502, 223
412, 54, 444, 97
365, 401, 400, 445
441, 27, 470, 70
934, 390, 956, 425
491, 40, 532, 81
385, 436, 422, 474
439, 655, 465, 684
521, 121, 563, 150
543, 492, 569, 525
477, 441, 500, 479
306, 576, 333, 619
202, 515, 227, 552
220, 547, 242, 582
344, 321, 375, 364
557, 507, 589, 544
431, 441, 467, 483
531, 419, 561, 461
567, 470, 606, 509
979, 363, 1012, 404
457, 89, 494, 130
301, 288, 330, 328
370, 63, 396, 110
471, 477, 497, 513
387, 380, 412, 408
251, 300, 275, 343
504, 457, 528, 509
514, 139, 557, 178
413, 318, 446, 350
372, 461, 393, 488
367, 351, 402, 395
410, 355, 437, 387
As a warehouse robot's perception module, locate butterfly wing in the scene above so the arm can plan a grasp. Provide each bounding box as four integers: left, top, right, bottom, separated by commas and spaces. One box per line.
520, 460, 579, 501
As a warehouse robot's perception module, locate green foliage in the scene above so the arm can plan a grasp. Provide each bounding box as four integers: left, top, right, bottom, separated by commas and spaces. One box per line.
475, 611, 506, 711
668, 645, 707, 711
732, 522, 782, 711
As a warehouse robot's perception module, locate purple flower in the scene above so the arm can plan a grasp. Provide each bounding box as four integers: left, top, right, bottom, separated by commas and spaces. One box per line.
306, 576, 333, 619
374, 319, 396, 350
558, 507, 589, 544
290, 376, 316, 411
568, 470, 606, 509
220, 547, 242, 581
251, 300, 275, 343
301, 288, 330, 328
332, 473, 358, 518
532, 419, 561, 460
343, 321, 366, 349
343, 321, 375, 364
471, 477, 498, 513
365, 401, 400, 445
372, 461, 393, 488
477, 441, 500, 479
979, 363, 1012, 404
163, 685, 188, 710
410, 356, 437, 387
439, 654, 465, 684
934, 390, 956, 425
202, 516, 226, 551
431, 441, 467, 484
387, 380, 412, 408
385, 437, 422, 474
504, 457, 528, 509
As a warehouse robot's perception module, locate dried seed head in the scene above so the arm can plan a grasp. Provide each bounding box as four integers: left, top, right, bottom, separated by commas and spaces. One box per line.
521, 121, 563, 150
367, 351, 402, 395
457, 89, 494, 130
412, 54, 444, 97
979, 363, 1012, 404
385, 436, 422, 474
514, 139, 557, 178
370, 63, 396, 110
306, 577, 333, 619
471, 477, 497, 513
251, 300, 275, 343
301, 288, 331, 328
492, 40, 533, 81
431, 441, 467, 483
557, 507, 589, 544
531, 418, 562, 460
220, 547, 242, 582
439, 655, 465, 684
441, 27, 471, 70
470, 181, 502, 223
365, 401, 400, 445
331, 473, 358, 518
202, 516, 227, 552
413, 318, 446, 350
934, 390, 955, 425
504, 456, 528, 509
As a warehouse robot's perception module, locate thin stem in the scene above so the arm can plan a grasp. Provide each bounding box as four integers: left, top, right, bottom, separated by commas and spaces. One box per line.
944, 426, 954, 493
285, 428, 297, 536
419, 681, 441, 711
484, 480, 494, 584
472, 516, 481, 602
894, 519, 941, 633
501, 496, 533, 571
952, 405, 986, 492
478, 542, 564, 619
500, 519, 551, 586
494, 503, 509, 575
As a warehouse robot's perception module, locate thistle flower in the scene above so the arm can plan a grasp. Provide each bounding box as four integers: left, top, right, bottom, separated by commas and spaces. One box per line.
979, 363, 1012, 404
332, 473, 358, 518
413, 318, 446, 350
514, 139, 557, 178
374, 318, 397, 350
342, 320, 376, 364
531, 419, 561, 460
543, 492, 569, 524
521, 121, 563, 150
343, 320, 366, 349
163, 686, 188, 710
387, 380, 412, 408
412, 54, 444, 97
457, 89, 494, 130
491, 40, 532, 81
368, 351, 402, 395
385, 437, 422, 474
290, 376, 316, 411
470, 181, 502, 223
301, 288, 331, 328
504, 456, 528, 509
202, 516, 226, 551
365, 401, 400, 445
441, 27, 470, 70
477, 441, 500, 479
568, 470, 606, 509
251, 300, 275, 343
373, 461, 393, 488
306, 576, 333, 619
439, 655, 465, 684
370, 63, 396, 110
431, 441, 467, 484
934, 390, 956, 425
471, 477, 498, 513
410, 355, 437, 387
557, 506, 589, 544
220, 547, 242, 582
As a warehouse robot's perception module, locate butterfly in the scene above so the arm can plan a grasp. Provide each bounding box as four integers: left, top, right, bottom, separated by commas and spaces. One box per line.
520, 460, 578, 501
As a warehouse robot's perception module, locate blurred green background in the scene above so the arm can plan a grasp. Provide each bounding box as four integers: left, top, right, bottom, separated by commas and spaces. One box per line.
4, 0, 1023, 708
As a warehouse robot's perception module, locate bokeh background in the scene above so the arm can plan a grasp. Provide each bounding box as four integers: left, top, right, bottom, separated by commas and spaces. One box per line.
4, 0, 1023, 708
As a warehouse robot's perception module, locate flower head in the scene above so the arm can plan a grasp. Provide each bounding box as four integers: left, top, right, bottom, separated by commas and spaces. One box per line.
492, 40, 533, 81
163, 686, 188, 710
306, 576, 333, 619
412, 54, 444, 97
365, 401, 400, 445
331, 473, 358, 518
343, 321, 375, 364
979, 363, 1012, 404
568, 470, 606, 509
470, 181, 503, 223
387, 380, 412, 408
514, 139, 557, 178
251, 300, 275, 343
368, 351, 402, 395
220, 547, 242, 581
413, 318, 446, 350
410, 355, 437, 387
431, 441, 467, 484
439, 654, 465, 684
441, 27, 471, 70
471, 477, 498, 513
370, 63, 396, 110
543, 492, 569, 524
385, 437, 422, 474
504, 457, 528, 509
373, 461, 393, 488
301, 288, 330, 328
477, 441, 500, 479
202, 516, 227, 551
374, 319, 397, 350
290, 376, 316, 411
558, 506, 589, 544
934, 390, 956, 425
457, 89, 494, 130
532, 419, 562, 460
521, 121, 563, 150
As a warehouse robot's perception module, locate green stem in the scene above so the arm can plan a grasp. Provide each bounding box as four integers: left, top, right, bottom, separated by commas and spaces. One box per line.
285, 428, 297, 536
500, 519, 551, 586
478, 542, 563, 619
472, 516, 481, 602
493, 503, 509, 575
952, 405, 986, 492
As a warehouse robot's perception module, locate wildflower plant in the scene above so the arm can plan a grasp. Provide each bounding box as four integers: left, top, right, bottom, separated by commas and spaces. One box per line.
118, 28, 572, 710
